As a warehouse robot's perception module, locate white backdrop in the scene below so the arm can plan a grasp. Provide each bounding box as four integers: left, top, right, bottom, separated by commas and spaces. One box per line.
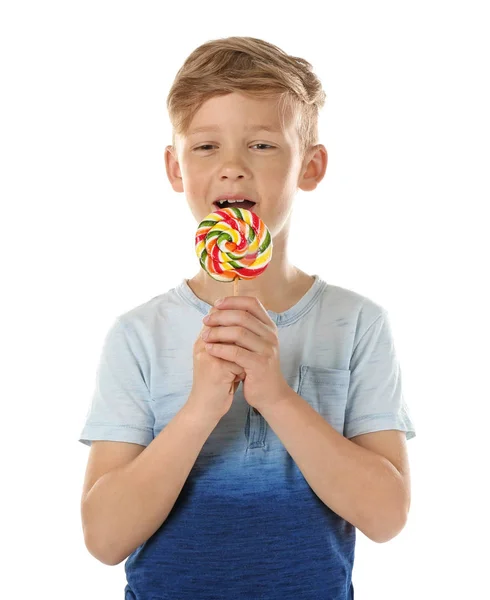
1, 0, 488, 598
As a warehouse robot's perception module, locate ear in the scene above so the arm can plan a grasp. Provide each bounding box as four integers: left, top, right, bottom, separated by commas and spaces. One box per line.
164, 145, 184, 194
298, 144, 328, 193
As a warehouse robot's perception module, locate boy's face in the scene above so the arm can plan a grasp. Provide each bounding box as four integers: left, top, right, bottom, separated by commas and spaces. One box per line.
165, 92, 326, 237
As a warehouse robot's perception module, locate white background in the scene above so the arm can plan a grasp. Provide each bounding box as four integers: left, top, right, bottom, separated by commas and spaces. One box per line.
1, 0, 488, 598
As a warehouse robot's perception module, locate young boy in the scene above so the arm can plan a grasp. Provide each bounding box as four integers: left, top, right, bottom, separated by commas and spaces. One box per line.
79, 36, 416, 599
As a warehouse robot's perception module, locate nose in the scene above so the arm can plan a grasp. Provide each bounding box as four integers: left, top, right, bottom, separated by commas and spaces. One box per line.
220, 166, 247, 181
219, 152, 249, 180
221, 172, 245, 180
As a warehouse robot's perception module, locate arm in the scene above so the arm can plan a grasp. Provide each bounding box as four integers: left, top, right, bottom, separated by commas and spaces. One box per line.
82, 400, 220, 565
258, 389, 410, 543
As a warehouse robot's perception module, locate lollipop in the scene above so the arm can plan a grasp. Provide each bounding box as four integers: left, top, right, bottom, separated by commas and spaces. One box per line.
195, 206, 273, 296
195, 206, 273, 395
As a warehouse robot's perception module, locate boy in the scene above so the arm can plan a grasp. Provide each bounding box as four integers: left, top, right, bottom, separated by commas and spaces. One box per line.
79, 36, 416, 599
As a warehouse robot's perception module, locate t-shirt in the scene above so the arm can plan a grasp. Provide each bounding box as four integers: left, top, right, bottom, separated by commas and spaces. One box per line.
79, 274, 416, 600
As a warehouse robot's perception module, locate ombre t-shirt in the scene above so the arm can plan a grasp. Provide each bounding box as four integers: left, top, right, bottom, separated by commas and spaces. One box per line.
79, 274, 416, 600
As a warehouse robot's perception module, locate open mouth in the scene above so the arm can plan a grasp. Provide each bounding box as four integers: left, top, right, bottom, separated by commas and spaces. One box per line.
213, 200, 257, 211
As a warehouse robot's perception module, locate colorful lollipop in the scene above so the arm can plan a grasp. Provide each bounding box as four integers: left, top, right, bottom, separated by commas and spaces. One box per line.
195, 206, 273, 296
195, 206, 273, 395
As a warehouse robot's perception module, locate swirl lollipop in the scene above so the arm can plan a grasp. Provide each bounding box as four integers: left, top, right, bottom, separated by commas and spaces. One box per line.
195, 206, 273, 395
195, 206, 273, 296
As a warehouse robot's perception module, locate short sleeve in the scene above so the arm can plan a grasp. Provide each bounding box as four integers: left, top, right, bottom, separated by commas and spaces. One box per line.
78, 317, 155, 447
343, 308, 416, 441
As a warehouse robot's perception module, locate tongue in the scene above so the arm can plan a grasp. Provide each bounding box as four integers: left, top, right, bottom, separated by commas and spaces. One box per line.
222, 200, 256, 210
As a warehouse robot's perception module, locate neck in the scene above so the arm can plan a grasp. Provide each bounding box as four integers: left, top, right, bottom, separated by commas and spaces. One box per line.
188, 225, 312, 312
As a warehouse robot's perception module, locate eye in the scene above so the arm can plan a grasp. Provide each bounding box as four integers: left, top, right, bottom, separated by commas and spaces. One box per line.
193, 144, 275, 151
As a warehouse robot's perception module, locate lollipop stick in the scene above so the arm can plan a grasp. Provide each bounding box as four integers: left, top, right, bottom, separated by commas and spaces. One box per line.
229, 276, 239, 395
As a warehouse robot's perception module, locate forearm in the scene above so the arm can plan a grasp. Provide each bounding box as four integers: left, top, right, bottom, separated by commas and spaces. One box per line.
257, 389, 406, 543
82, 402, 220, 565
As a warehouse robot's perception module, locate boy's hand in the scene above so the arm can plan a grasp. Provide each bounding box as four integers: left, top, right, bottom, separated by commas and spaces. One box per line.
189, 319, 245, 423
201, 296, 290, 411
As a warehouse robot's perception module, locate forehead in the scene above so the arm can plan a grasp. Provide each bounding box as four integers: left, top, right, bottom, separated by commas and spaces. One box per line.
185, 92, 297, 137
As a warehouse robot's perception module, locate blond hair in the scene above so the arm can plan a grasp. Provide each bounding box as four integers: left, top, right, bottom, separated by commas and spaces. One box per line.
166, 36, 327, 161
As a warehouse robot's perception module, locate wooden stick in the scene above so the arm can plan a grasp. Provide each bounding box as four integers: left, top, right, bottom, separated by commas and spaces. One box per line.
229, 276, 239, 395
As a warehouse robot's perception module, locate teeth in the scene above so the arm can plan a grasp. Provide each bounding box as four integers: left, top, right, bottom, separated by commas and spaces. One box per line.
217, 199, 246, 205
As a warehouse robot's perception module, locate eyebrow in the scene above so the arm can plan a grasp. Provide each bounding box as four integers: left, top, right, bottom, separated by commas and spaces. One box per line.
187, 124, 281, 136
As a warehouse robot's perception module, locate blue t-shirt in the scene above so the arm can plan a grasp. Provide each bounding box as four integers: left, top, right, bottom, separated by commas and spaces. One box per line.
79, 274, 416, 600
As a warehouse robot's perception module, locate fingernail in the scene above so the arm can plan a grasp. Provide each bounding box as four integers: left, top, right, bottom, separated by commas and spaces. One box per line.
215, 297, 224, 306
